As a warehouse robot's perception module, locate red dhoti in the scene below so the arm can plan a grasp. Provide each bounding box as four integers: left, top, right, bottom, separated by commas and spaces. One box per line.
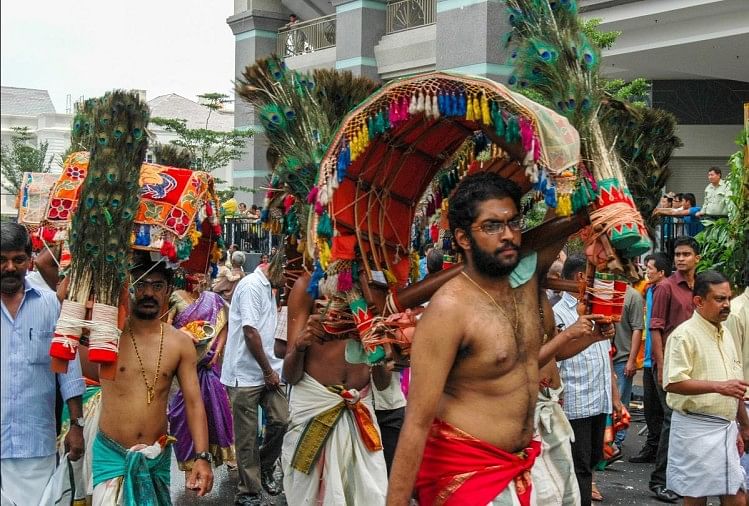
415, 419, 541, 506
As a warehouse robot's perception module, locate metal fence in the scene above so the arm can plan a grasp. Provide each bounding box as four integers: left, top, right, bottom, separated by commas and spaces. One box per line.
277, 15, 337, 57
386, 0, 436, 34
222, 217, 282, 253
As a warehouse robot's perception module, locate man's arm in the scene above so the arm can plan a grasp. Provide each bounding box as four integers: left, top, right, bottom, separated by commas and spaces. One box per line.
387, 291, 464, 506
175, 332, 213, 497
649, 282, 670, 384
274, 339, 287, 359
282, 274, 332, 385
539, 314, 610, 364
624, 290, 645, 377
244, 325, 277, 386
665, 378, 749, 397
58, 351, 86, 461
625, 329, 643, 377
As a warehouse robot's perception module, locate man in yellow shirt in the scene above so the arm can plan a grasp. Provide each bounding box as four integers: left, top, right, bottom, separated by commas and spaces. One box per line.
663, 270, 749, 505
727, 283, 749, 484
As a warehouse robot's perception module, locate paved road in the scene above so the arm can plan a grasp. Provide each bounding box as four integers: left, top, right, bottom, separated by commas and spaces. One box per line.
170, 372, 727, 505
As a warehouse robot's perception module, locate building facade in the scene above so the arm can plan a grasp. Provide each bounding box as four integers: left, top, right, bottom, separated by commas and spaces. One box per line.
227, 0, 749, 204
1, 88, 235, 217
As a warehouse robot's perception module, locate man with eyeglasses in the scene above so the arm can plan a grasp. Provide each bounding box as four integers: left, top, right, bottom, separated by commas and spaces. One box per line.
388, 172, 612, 506
87, 253, 213, 504
1, 222, 85, 505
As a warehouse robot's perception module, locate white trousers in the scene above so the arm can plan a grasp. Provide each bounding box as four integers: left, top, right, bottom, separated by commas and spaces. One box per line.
0, 455, 56, 506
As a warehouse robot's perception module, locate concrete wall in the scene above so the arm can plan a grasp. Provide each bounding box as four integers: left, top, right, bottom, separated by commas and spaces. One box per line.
375, 24, 436, 80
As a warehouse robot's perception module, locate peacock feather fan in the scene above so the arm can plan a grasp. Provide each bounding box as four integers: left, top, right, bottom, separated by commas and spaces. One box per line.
236, 56, 377, 244
68, 90, 150, 308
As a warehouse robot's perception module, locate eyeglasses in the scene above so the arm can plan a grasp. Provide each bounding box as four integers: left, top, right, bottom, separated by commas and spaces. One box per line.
0, 255, 29, 267
471, 216, 525, 235
132, 279, 168, 293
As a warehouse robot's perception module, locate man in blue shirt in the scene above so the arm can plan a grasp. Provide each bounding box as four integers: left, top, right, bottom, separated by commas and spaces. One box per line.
629, 253, 671, 464
1, 222, 85, 504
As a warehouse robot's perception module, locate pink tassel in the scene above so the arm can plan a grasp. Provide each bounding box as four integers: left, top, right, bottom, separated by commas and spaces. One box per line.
314, 201, 324, 215
283, 194, 296, 213
434, 189, 442, 209
337, 270, 353, 292
389, 100, 398, 124
520, 118, 534, 152
307, 186, 319, 204
400, 97, 410, 122
533, 136, 541, 161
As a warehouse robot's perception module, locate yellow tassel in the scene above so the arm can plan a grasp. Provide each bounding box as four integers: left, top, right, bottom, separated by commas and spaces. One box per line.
465, 96, 475, 121
557, 193, 572, 217
441, 198, 449, 212
319, 239, 331, 269
361, 122, 369, 149
210, 243, 221, 263
410, 250, 420, 284
188, 229, 201, 247
481, 94, 491, 125
297, 239, 306, 254
383, 269, 397, 285
472, 94, 481, 121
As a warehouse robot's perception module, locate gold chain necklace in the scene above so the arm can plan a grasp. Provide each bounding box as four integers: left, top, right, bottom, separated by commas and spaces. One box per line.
128, 322, 165, 405
461, 271, 519, 340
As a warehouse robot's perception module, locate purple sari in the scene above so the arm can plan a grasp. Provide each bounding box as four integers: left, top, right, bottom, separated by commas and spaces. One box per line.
168, 291, 234, 469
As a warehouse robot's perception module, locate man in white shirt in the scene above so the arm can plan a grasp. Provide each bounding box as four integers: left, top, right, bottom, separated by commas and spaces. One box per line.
696, 167, 730, 219
221, 263, 288, 506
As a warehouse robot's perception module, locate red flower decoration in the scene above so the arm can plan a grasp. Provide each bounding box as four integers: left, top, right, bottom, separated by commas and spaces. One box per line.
165, 208, 190, 236
65, 166, 84, 180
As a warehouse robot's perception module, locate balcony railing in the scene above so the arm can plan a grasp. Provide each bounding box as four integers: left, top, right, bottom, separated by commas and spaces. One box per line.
386, 0, 436, 34
277, 15, 337, 57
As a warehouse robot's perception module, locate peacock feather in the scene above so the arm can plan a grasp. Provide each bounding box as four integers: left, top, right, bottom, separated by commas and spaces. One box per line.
67, 90, 150, 307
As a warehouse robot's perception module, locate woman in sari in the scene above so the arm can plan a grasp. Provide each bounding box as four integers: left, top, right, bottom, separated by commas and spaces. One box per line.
167, 274, 235, 476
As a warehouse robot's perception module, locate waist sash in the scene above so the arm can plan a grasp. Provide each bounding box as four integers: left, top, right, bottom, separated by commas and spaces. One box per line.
291, 385, 382, 474
92, 431, 174, 506
416, 419, 541, 506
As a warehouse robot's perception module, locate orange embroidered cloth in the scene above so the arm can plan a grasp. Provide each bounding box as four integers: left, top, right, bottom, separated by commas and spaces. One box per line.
415, 419, 541, 506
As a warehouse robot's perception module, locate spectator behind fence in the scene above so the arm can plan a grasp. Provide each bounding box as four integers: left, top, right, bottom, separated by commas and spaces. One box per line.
653, 192, 703, 237
697, 167, 730, 219
213, 251, 246, 302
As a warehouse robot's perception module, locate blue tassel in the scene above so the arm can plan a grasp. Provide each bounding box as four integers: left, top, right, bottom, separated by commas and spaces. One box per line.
545, 186, 557, 208
210, 263, 218, 278
307, 261, 325, 299
458, 93, 467, 116
438, 93, 446, 115
260, 208, 269, 222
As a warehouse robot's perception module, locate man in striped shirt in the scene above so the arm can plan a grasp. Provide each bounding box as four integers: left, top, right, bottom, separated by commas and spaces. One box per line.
554, 253, 622, 506
1, 222, 85, 505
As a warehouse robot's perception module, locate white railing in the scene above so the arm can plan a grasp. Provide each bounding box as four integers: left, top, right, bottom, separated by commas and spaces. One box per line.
386, 0, 436, 34
277, 15, 337, 57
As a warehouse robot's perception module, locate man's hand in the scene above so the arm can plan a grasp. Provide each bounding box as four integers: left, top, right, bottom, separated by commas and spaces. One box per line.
624, 358, 637, 378
714, 380, 749, 400
64, 425, 84, 461
264, 370, 281, 390
186, 458, 214, 497
613, 397, 624, 420
566, 314, 605, 341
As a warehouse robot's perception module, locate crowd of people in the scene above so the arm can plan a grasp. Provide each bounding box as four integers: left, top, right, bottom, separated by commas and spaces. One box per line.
1, 169, 747, 506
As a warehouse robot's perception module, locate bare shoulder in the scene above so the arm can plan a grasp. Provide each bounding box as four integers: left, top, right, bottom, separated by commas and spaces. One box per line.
164, 324, 196, 355
418, 275, 468, 332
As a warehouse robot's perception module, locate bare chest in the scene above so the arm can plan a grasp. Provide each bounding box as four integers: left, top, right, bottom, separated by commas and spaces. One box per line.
106, 339, 180, 400
457, 287, 542, 374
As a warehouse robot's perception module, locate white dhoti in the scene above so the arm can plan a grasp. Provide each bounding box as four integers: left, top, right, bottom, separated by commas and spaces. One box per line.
0, 454, 57, 506
667, 410, 746, 497
531, 385, 580, 506
281, 374, 387, 505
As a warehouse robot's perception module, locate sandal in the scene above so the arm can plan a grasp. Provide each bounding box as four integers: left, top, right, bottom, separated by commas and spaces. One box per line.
591, 482, 603, 502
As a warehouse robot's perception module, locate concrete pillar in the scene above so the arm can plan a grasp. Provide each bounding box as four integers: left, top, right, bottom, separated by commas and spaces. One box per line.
227, 0, 290, 205
333, 0, 387, 82
434, 0, 512, 83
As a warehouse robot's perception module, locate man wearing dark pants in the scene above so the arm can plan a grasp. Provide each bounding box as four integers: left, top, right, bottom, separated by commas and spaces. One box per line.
373, 371, 406, 474
630, 253, 671, 463
648, 237, 699, 503
221, 263, 288, 506
554, 254, 622, 506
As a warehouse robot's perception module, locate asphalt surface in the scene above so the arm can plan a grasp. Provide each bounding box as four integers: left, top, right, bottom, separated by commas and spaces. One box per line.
170, 370, 727, 505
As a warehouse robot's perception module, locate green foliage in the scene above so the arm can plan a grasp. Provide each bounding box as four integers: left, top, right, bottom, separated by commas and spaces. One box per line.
1, 127, 54, 195
603, 78, 650, 108
696, 130, 749, 289
581, 18, 620, 50
150, 116, 253, 174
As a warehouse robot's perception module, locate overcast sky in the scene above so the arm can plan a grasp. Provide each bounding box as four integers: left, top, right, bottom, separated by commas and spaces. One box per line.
1, 0, 236, 113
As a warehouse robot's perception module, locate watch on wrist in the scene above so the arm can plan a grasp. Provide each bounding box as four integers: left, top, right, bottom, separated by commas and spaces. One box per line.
71, 417, 85, 428
194, 451, 214, 464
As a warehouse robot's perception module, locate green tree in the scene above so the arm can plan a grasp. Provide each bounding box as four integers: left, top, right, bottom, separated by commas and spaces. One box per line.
696, 130, 748, 289
1, 127, 54, 195
151, 93, 254, 174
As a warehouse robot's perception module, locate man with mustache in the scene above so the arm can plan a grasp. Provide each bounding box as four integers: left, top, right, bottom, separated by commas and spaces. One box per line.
649, 236, 701, 503
387, 172, 608, 506
1, 223, 85, 505
89, 254, 213, 504
663, 270, 749, 505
